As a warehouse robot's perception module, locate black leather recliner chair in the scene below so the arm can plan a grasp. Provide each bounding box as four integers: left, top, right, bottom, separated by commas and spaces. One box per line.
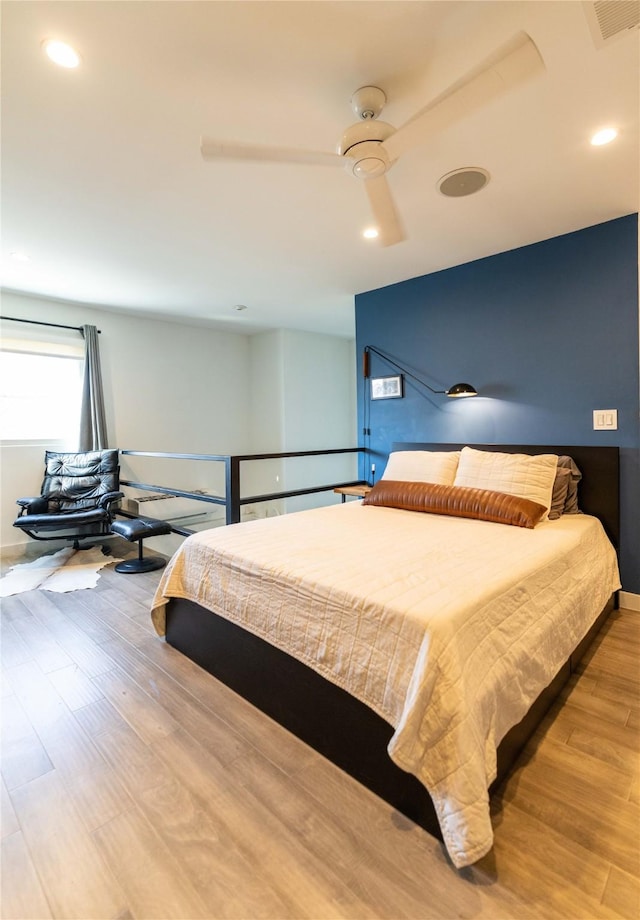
13, 449, 123, 550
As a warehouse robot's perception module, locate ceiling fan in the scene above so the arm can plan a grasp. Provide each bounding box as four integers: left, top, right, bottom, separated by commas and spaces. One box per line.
201, 32, 544, 247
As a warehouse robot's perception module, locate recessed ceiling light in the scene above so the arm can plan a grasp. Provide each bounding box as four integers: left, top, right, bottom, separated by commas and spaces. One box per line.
42, 40, 81, 69
591, 127, 617, 146
363, 227, 379, 240
9, 250, 30, 262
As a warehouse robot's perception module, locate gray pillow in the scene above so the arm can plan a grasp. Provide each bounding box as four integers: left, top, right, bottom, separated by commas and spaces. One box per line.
556, 455, 582, 514
548, 467, 571, 520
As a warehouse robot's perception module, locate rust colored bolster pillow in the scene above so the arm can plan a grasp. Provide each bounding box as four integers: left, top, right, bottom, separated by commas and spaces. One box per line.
362, 480, 547, 529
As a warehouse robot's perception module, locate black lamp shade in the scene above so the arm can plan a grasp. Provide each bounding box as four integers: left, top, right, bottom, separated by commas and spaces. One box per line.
446, 382, 477, 398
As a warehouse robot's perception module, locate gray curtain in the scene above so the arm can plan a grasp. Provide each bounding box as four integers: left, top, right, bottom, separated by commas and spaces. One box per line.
79, 324, 108, 450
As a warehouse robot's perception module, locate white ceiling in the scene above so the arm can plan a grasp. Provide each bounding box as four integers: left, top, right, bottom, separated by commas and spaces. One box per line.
1, 1, 638, 338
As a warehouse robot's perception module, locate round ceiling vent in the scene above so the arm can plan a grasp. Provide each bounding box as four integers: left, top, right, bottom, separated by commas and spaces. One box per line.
437, 167, 490, 198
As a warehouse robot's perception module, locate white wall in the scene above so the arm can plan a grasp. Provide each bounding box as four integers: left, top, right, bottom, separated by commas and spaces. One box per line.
243, 329, 358, 516
281, 329, 356, 450
1, 291, 356, 554
248, 331, 285, 452
280, 329, 357, 512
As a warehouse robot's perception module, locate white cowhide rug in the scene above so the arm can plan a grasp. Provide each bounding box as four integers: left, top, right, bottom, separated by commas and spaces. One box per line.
0, 546, 123, 597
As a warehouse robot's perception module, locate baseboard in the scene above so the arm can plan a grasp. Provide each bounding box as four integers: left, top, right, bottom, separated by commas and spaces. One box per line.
619, 591, 640, 612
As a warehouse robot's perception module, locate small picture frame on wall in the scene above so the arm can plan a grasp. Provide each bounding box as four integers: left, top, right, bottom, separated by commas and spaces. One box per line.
371, 375, 403, 400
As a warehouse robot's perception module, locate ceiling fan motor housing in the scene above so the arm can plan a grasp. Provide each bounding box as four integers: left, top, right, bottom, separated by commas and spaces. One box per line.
337, 120, 396, 178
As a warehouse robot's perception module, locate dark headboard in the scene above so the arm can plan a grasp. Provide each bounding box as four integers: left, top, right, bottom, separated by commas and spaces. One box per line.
392, 443, 620, 551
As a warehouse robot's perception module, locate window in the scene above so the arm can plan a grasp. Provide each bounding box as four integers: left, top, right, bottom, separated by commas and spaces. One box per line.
0, 330, 84, 443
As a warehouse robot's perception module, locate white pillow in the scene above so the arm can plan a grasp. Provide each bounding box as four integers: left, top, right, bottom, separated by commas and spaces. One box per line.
381, 450, 460, 485
453, 447, 558, 519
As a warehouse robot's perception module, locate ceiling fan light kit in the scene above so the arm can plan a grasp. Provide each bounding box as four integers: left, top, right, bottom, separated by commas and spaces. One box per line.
200, 32, 544, 247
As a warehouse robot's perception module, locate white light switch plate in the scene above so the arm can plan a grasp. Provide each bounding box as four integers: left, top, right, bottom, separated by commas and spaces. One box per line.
593, 409, 618, 430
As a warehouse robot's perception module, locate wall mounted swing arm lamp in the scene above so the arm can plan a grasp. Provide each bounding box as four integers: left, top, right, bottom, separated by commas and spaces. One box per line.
362, 346, 477, 398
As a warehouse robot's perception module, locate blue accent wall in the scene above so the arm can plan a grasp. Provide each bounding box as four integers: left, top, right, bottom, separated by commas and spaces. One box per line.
355, 214, 639, 593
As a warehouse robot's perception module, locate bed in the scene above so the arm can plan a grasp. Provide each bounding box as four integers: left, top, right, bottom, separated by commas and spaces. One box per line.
150, 443, 621, 869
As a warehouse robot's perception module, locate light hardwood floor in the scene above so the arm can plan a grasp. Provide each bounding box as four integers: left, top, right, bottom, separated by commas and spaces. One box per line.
1, 544, 638, 920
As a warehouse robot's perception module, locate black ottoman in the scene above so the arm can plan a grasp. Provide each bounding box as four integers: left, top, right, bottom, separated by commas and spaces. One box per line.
111, 516, 172, 573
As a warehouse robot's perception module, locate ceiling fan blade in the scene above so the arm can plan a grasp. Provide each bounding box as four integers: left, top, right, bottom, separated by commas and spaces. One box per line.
200, 137, 343, 167
364, 175, 405, 247
383, 32, 544, 162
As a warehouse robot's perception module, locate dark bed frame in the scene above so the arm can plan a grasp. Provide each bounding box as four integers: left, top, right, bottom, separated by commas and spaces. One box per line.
164, 444, 620, 847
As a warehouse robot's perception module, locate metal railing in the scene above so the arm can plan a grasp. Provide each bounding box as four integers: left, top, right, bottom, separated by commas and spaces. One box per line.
119, 447, 367, 535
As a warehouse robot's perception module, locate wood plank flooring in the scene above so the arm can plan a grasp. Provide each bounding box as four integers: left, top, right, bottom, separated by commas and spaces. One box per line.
1, 544, 638, 919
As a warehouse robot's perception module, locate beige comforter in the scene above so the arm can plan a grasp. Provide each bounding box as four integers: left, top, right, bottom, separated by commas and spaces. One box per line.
150, 501, 620, 868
